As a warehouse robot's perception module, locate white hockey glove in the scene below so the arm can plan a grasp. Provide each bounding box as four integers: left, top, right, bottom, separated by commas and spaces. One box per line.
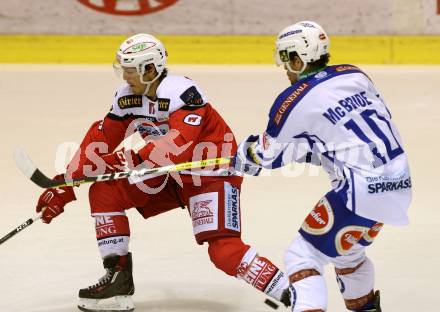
231, 135, 262, 176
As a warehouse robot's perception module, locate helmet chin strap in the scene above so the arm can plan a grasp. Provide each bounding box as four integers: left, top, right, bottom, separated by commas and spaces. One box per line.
140, 71, 162, 96
285, 61, 307, 76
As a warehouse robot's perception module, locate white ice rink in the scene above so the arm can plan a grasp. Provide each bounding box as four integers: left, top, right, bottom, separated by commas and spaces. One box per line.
0, 65, 439, 311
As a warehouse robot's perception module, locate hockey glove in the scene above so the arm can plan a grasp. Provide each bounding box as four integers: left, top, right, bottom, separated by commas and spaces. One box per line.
101, 148, 143, 173
36, 175, 76, 224
232, 135, 262, 176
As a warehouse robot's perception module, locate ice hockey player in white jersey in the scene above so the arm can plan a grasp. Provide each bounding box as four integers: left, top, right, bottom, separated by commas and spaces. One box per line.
233, 21, 412, 311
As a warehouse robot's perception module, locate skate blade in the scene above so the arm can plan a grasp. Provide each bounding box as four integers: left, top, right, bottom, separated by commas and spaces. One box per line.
78, 295, 134, 312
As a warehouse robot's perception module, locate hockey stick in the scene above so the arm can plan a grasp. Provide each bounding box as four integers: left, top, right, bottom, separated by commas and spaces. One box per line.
14, 147, 231, 189
265, 298, 280, 309
0, 213, 42, 245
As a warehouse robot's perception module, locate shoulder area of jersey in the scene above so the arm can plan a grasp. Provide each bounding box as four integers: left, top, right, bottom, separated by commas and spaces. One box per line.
277, 63, 367, 98
157, 74, 208, 113
305, 64, 364, 83
268, 63, 366, 123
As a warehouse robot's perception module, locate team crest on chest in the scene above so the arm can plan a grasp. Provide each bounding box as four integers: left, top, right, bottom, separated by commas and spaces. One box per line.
301, 197, 334, 235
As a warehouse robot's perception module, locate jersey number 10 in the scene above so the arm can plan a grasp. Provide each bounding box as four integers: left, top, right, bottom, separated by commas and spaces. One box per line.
344, 109, 404, 167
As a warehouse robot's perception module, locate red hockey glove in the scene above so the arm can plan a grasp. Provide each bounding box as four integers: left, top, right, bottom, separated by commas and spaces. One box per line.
36, 176, 76, 224
101, 148, 143, 173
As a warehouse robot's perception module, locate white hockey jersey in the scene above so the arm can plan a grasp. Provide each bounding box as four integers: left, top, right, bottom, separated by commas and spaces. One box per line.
110, 74, 208, 137
253, 65, 412, 225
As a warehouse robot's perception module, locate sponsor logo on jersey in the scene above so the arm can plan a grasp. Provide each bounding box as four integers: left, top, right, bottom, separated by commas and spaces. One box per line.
262, 132, 271, 150
190, 192, 218, 235
136, 123, 169, 136
117, 95, 143, 109
180, 86, 204, 106
335, 65, 358, 72
363, 223, 383, 243
301, 197, 334, 235
148, 101, 155, 114
314, 71, 328, 79
368, 177, 412, 194
158, 98, 170, 111
335, 225, 369, 255
192, 200, 214, 220
274, 82, 309, 125
224, 183, 240, 232
183, 114, 202, 126
97, 120, 104, 131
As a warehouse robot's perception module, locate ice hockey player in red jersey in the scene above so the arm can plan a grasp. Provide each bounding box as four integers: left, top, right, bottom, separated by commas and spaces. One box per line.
34, 34, 290, 312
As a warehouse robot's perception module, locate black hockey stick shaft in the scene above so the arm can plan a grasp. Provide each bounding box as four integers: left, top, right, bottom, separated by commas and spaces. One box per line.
0, 214, 41, 245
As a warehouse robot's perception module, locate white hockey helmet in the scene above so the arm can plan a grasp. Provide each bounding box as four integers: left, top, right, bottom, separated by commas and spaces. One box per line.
115, 33, 167, 84
275, 21, 329, 74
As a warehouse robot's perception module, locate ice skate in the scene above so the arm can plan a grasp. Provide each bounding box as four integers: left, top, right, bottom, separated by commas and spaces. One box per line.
280, 288, 291, 307
358, 290, 381, 312
78, 253, 135, 312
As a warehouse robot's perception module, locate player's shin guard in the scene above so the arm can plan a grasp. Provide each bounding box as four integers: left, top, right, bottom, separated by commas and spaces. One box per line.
335, 257, 378, 311
237, 247, 290, 306
78, 253, 135, 312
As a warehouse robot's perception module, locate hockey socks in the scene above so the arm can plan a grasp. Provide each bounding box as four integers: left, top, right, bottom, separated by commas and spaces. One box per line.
207, 238, 289, 304
335, 258, 376, 311
94, 213, 130, 258
237, 247, 289, 303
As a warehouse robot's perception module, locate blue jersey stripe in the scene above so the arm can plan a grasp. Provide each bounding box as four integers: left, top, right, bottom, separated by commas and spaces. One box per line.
349, 168, 356, 213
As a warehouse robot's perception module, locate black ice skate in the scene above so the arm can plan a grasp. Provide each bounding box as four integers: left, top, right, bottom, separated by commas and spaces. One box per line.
280, 288, 291, 307
78, 253, 135, 312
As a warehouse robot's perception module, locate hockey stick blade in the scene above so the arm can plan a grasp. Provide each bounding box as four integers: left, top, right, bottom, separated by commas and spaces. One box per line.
264, 299, 279, 310
14, 146, 70, 188
14, 146, 38, 179
14, 147, 232, 189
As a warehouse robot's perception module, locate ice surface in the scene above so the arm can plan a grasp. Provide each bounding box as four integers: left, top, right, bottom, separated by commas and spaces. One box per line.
0, 64, 438, 311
